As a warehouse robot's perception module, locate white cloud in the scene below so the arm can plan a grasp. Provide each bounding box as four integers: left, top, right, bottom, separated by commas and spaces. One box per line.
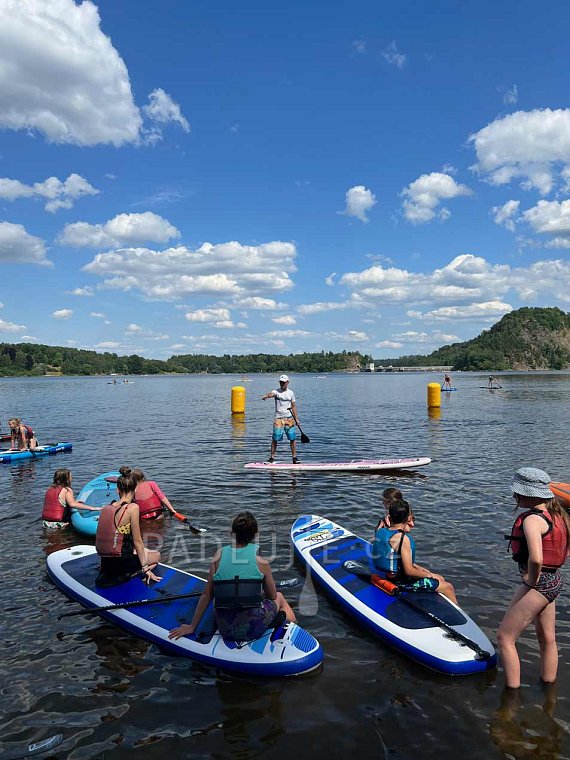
271, 315, 296, 325
352, 40, 367, 55
213, 320, 246, 329
297, 301, 354, 315
382, 40, 406, 68
124, 324, 168, 340
469, 109, 570, 195
20, 335, 37, 341
325, 272, 337, 286
401, 172, 472, 223
498, 84, 518, 105
185, 308, 231, 323
68, 286, 94, 296
90, 312, 106, 318
327, 330, 369, 342
125, 323, 142, 333
52, 308, 73, 319
0, 317, 26, 332
83, 240, 297, 300
234, 296, 286, 310
266, 329, 311, 338
59, 212, 181, 248
95, 341, 120, 349
0, 173, 99, 213
491, 199, 520, 231
417, 302, 513, 321
170, 343, 186, 350
143, 88, 190, 138
343, 185, 377, 222
0, 0, 142, 146
523, 200, 570, 242
375, 340, 403, 349
0, 222, 50, 265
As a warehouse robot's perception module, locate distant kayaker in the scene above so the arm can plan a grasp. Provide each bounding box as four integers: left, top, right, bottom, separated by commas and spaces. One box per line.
132, 469, 177, 520
42, 468, 99, 528
169, 511, 295, 642
497, 467, 570, 689
370, 498, 457, 602
95, 466, 161, 586
442, 374, 452, 389
261, 374, 300, 464
9, 418, 37, 451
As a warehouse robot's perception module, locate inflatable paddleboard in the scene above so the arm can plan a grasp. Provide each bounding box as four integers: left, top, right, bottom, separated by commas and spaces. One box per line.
71, 471, 119, 537
479, 386, 502, 390
441, 388, 457, 392
47, 546, 323, 677
245, 457, 431, 472
0, 442, 72, 464
291, 515, 496, 675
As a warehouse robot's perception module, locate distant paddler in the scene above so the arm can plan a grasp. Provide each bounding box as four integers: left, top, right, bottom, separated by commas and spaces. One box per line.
442, 373, 452, 390
8, 417, 38, 451
488, 375, 501, 389
261, 374, 300, 464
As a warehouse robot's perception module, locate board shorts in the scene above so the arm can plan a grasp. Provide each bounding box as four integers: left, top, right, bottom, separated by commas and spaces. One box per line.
215, 599, 278, 641
533, 570, 563, 604
272, 417, 296, 442
398, 577, 440, 593
43, 520, 70, 529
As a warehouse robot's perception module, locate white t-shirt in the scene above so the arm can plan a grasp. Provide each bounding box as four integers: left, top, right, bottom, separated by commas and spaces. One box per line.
273, 388, 296, 418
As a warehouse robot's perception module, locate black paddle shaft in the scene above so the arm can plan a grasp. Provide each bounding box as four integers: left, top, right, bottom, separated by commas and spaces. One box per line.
287, 406, 310, 443
342, 561, 492, 660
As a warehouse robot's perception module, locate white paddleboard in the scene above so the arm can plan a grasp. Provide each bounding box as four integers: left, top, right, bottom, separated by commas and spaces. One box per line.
244, 457, 431, 472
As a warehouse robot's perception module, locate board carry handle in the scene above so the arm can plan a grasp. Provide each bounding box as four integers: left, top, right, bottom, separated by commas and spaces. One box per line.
343, 560, 492, 661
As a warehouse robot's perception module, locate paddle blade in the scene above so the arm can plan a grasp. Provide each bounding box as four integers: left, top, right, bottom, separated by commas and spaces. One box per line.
300, 432, 310, 444
371, 576, 397, 595
173, 512, 206, 534
343, 559, 372, 577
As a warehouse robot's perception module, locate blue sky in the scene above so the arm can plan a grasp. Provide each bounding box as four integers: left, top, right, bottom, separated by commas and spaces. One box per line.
1, 0, 570, 359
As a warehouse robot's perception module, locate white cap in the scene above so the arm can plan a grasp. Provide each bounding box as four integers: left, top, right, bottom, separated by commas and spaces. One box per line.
279, 374, 289, 383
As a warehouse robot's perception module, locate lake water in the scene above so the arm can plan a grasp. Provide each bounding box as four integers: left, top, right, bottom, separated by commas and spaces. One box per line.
1, 371, 570, 759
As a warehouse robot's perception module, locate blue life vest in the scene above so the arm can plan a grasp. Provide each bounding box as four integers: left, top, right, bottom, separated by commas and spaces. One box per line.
213, 544, 264, 609
372, 528, 416, 577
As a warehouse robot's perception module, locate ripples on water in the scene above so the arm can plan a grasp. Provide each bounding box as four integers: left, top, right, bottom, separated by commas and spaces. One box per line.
1, 372, 569, 758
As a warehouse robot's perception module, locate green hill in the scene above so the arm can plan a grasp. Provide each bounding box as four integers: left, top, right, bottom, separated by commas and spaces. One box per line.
381, 307, 570, 370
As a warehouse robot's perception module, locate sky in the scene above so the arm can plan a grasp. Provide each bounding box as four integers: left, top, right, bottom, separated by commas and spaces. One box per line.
1, 0, 570, 359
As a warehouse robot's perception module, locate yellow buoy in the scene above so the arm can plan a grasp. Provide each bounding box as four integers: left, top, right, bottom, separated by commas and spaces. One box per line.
427, 382, 441, 409
231, 385, 246, 414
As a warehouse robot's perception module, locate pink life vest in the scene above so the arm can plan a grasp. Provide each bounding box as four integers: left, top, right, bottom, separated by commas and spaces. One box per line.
42, 486, 65, 521
96, 504, 130, 557
135, 481, 163, 519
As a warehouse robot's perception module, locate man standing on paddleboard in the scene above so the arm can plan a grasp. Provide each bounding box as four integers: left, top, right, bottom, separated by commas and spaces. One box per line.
261, 375, 300, 464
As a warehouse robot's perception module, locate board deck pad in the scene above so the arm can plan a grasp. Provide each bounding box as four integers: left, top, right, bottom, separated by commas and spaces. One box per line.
245, 456, 431, 472
291, 514, 496, 675
47, 546, 323, 676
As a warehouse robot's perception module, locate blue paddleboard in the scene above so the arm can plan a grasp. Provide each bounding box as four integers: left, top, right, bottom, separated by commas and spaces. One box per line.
47, 545, 323, 677
291, 515, 496, 676
0, 442, 72, 464
71, 471, 119, 536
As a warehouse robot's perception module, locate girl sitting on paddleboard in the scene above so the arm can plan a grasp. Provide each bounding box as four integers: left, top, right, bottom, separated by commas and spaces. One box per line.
169, 511, 295, 642
371, 499, 457, 602
132, 468, 177, 520
497, 467, 570, 689
95, 467, 161, 586
42, 468, 99, 528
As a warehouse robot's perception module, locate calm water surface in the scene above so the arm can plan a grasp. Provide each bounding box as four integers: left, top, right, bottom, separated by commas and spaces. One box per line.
1, 372, 570, 759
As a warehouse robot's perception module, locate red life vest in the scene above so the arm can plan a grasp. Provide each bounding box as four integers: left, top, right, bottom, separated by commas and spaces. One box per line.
42, 486, 66, 521
96, 504, 130, 557
135, 481, 163, 519
505, 508, 569, 569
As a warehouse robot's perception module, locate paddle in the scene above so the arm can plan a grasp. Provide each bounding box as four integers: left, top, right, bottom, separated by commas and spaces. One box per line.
172, 511, 207, 534
58, 578, 300, 619
287, 406, 310, 444
343, 560, 492, 660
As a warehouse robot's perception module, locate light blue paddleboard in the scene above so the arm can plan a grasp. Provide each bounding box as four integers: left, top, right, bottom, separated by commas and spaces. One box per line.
0, 442, 72, 464
71, 471, 119, 537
